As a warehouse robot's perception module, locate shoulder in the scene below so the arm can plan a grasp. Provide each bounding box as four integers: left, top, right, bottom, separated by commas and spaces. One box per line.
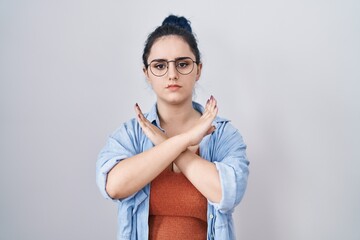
110, 117, 142, 140
214, 116, 240, 136
212, 115, 246, 149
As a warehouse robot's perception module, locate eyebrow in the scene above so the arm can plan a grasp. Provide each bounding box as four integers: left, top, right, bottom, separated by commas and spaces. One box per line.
150, 57, 192, 62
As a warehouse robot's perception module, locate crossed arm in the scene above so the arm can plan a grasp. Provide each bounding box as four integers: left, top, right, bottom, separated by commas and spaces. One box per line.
106, 97, 222, 203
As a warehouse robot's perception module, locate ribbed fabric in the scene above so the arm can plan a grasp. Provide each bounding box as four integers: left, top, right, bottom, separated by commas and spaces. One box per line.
149, 158, 207, 240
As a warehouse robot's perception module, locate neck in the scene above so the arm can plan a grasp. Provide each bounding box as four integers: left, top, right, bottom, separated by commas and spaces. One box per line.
156, 98, 199, 127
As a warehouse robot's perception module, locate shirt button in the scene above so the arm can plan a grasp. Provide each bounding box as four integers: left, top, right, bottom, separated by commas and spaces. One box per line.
210, 214, 214, 219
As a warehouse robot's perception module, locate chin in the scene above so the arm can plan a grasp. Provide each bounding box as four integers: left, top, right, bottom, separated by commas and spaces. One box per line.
160, 96, 189, 105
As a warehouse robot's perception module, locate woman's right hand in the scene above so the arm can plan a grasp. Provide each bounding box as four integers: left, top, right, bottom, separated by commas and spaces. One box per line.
135, 103, 168, 146
185, 96, 218, 147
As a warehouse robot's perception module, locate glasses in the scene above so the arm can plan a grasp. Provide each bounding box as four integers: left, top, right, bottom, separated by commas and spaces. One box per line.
147, 57, 198, 77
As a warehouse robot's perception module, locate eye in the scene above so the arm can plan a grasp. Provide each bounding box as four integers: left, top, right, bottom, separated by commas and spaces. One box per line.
177, 61, 190, 68
153, 62, 167, 70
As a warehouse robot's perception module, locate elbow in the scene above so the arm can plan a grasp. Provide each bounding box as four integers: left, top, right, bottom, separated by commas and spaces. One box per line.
105, 182, 120, 199
207, 180, 222, 204
105, 178, 132, 199
211, 186, 222, 204
216, 188, 223, 203
212, 169, 223, 203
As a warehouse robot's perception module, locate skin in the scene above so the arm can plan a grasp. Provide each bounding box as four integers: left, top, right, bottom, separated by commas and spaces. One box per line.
106, 35, 222, 203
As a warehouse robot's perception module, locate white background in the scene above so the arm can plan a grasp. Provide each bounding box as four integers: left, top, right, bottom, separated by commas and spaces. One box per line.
1, 0, 359, 239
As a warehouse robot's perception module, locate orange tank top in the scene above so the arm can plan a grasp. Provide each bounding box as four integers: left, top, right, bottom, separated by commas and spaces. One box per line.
149, 161, 207, 240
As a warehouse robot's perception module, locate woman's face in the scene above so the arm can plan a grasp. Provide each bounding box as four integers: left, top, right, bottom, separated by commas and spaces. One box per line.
144, 35, 202, 105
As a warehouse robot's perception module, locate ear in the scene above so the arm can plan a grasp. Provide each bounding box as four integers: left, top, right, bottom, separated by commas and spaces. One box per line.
195, 63, 202, 81
143, 67, 151, 83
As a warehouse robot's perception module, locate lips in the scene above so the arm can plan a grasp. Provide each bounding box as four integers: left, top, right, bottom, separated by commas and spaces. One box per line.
166, 84, 182, 90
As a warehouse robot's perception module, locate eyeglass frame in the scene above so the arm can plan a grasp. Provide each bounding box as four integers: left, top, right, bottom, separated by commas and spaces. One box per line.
145, 57, 199, 77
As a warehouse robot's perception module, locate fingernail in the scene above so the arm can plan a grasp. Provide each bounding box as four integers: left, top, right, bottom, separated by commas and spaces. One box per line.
210, 95, 214, 100
206, 99, 209, 104
135, 103, 139, 107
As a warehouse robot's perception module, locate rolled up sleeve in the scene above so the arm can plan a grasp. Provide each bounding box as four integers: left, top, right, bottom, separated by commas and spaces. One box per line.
209, 123, 250, 213
96, 122, 138, 201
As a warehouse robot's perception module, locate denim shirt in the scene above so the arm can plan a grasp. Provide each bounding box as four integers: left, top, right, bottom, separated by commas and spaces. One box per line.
96, 102, 250, 240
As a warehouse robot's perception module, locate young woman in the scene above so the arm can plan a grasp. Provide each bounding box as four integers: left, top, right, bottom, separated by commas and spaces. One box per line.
96, 15, 250, 240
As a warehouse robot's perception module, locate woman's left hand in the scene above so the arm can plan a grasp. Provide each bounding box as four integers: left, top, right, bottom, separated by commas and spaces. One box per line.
135, 103, 168, 146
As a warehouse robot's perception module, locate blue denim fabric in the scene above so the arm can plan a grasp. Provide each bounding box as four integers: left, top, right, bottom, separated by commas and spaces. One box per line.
96, 102, 249, 240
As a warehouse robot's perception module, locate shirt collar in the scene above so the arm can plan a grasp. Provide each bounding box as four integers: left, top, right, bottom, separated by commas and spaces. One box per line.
145, 101, 229, 128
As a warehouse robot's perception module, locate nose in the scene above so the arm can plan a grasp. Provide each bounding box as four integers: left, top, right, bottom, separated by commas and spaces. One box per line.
167, 61, 179, 80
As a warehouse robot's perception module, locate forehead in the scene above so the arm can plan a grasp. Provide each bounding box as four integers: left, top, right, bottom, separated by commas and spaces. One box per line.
148, 35, 195, 62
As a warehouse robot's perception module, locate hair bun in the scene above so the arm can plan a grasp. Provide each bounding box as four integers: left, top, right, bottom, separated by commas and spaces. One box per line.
162, 15, 192, 33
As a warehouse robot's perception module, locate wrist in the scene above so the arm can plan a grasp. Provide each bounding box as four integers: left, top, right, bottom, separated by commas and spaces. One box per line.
175, 132, 191, 151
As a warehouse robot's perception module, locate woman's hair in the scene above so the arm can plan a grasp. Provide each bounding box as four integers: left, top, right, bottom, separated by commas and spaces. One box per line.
142, 15, 201, 67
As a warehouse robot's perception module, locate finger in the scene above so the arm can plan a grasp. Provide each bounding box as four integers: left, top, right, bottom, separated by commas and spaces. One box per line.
204, 95, 215, 116
203, 96, 214, 117
135, 104, 140, 119
136, 103, 144, 114
135, 104, 148, 129
209, 96, 217, 114
205, 98, 211, 113
204, 100, 217, 123
206, 125, 216, 135
137, 114, 155, 136
136, 106, 158, 134
136, 112, 146, 128
135, 103, 150, 125
139, 113, 153, 133
135, 103, 143, 116
210, 95, 216, 109
134, 103, 141, 118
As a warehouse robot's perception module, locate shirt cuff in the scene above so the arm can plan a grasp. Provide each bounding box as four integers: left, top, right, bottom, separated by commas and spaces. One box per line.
208, 161, 237, 213
96, 155, 127, 202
